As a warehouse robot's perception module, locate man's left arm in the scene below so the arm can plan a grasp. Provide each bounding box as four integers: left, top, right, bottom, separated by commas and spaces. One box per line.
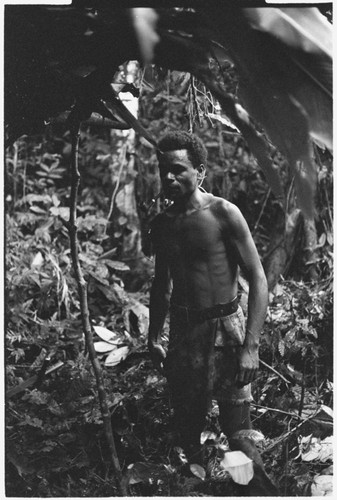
226, 203, 268, 386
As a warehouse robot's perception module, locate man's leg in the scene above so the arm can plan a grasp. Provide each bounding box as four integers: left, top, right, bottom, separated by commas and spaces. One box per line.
218, 399, 279, 495
171, 391, 208, 454
218, 399, 252, 437
165, 318, 211, 455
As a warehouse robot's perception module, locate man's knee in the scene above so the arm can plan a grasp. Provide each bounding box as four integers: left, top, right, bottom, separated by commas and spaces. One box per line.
218, 400, 252, 437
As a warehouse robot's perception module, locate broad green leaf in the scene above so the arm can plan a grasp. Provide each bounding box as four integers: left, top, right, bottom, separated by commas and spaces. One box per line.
318, 436, 333, 463
278, 339, 285, 357
19, 416, 44, 428
31, 251, 44, 268
87, 270, 109, 287
300, 435, 333, 463
231, 429, 265, 444
208, 113, 239, 131
94, 341, 118, 353
316, 405, 333, 421
49, 206, 70, 220
52, 194, 60, 207
174, 446, 188, 465
93, 325, 119, 343
105, 346, 130, 367
206, 7, 330, 216
245, 8, 332, 56
190, 464, 206, 481
29, 205, 46, 214
311, 475, 333, 496
103, 260, 130, 272
127, 462, 158, 485
220, 450, 254, 485
130, 8, 159, 64
200, 430, 217, 444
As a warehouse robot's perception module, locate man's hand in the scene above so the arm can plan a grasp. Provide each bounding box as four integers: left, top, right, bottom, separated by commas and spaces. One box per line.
148, 340, 167, 373
236, 345, 259, 387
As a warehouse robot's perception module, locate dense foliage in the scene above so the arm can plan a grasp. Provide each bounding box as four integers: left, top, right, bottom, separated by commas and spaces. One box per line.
5, 72, 333, 494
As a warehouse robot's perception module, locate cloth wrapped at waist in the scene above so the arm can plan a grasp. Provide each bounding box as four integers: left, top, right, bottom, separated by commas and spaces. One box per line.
170, 296, 238, 324
167, 297, 252, 404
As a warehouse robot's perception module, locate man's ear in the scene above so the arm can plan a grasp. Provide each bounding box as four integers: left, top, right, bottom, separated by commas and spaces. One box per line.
197, 164, 205, 177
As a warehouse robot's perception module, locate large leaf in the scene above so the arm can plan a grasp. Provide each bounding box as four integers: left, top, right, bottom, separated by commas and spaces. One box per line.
103, 260, 130, 272
93, 325, 119, 343
220, 450, 254, 485
94, 341, 118, 353
155, 7, 332, 217
299, 435, 333, 463
190, 464, 206, 481
311, 475, 333, 496
216, 7, 332, 214
129, 8, 159, 64
105, 346, 130, 367
231, 429, 265, 444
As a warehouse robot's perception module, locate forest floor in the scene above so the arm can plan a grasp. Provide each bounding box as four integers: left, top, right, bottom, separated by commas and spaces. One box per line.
5, 281, 333, 497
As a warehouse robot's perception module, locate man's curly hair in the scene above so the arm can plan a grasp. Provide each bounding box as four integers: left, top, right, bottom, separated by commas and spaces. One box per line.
157, 131, 207, 168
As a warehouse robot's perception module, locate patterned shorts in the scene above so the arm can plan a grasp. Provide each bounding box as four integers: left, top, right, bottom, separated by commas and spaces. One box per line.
164, 305, 252, 405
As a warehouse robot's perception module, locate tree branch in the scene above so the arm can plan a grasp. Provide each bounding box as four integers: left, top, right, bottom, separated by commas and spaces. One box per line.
50, 111, 131, 130
67, 117, 126, 494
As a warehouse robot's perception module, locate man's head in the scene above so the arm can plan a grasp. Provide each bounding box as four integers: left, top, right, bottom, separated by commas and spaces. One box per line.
157, 131, 207, 201
157, 131, 207, 169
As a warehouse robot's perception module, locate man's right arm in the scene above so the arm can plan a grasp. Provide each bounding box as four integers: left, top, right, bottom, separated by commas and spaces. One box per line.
148, 237, 171, 370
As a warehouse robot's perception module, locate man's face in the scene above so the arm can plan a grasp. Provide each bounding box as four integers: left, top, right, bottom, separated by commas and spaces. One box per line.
158, 149, 198, 201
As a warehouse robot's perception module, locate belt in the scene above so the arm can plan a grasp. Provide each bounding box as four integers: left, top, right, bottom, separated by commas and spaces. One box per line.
171, 297, 238, 324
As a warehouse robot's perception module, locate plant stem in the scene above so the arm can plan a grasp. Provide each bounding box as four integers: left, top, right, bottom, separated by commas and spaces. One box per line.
298, 359, 306, 418
107, 143, 127, 222
252, 188, 271, 236
67, 119, 126, 494
259, 358, 291, 385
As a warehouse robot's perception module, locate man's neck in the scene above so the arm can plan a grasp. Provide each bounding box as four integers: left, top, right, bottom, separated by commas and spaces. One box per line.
174, 188, 209, 214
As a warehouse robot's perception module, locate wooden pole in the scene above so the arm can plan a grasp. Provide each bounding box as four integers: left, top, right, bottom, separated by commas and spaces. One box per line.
67, 118, 126, 494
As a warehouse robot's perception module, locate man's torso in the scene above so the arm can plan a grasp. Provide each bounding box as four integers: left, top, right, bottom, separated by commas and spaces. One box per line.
152, 194, 239, 309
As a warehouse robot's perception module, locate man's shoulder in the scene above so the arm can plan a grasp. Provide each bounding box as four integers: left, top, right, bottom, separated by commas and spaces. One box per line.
210, 196, 242, 221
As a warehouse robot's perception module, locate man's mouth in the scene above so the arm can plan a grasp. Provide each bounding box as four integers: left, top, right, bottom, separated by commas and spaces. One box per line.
165, 186, 180, 196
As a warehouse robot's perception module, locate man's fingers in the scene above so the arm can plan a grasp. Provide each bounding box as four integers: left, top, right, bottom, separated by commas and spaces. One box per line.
236, 368, 258, 386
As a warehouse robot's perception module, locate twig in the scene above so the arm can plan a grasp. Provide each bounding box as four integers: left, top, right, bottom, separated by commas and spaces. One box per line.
298, 359, 306, 418
261, 415, 311, 454
252, 403, 300, 419
107, 143, 127, 222
67, 117, 126, 494
252, 188, 271, 236
6, 361, 64, 399
259, 358, 292, 385
48, 111, 131, 129
191, 76, 202, 127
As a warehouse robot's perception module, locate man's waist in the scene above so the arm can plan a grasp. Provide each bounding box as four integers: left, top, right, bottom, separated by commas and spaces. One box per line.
170, 297, 238, 324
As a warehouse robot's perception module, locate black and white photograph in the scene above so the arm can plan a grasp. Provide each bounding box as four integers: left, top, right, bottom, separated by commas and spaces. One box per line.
4, 0, 333, 497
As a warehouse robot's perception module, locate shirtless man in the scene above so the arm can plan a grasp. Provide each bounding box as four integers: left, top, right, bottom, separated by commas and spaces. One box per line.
148, 131, 268, 457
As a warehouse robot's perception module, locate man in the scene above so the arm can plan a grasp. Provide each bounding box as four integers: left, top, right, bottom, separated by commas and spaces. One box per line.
148, 131, 268, 460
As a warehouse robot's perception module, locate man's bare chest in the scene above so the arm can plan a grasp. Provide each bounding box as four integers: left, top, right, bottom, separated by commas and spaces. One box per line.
162, 209, 226, 260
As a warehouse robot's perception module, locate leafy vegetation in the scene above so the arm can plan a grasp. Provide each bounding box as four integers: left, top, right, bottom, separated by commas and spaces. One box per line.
5, 98, 333, 496
5, 5, 333, 496
5, 5, 332, 215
